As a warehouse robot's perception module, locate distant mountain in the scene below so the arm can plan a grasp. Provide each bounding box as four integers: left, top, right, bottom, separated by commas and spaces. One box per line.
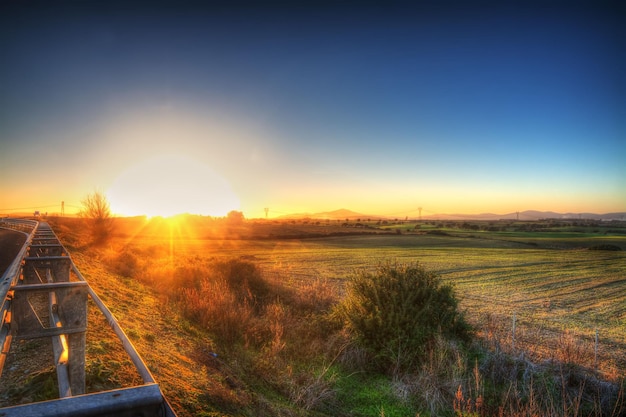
420, 212, 505, 221
276, 209, 626, 221
420, 210, 626, 221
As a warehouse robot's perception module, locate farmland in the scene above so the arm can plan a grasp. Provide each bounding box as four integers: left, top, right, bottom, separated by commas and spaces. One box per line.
89, 216, 626, 377
165, 232, 626, 377
93, 216, 626, 379
36, 216, 626, 415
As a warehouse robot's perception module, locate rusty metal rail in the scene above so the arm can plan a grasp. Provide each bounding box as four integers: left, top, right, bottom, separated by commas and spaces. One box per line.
0, 220, 176, 416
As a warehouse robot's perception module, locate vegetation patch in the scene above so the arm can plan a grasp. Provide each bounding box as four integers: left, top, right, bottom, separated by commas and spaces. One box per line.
20, 216, 623, 417
337, 261, 471, 373
588, 244, 622, 251
334, 371, 418, 417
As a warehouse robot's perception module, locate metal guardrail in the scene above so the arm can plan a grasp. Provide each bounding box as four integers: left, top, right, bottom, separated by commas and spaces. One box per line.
0, 218, 38, 362
0, 218, 38, 234
0, 220, 176, 416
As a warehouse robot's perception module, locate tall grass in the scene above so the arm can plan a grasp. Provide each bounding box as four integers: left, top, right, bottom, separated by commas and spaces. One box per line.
131, 253, 347, 413
100, 242, 624, 416
471, 322, 626, 417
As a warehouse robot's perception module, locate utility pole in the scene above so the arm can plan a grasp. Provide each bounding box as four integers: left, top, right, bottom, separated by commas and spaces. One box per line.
264, 207, 269, 219
61, 201, 65, 217
418, 207, 422, 221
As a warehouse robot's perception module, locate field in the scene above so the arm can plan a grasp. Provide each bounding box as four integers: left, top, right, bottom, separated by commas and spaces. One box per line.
154, 229, 626, 378
4, 216, 624, 416
103, 217, 626, 376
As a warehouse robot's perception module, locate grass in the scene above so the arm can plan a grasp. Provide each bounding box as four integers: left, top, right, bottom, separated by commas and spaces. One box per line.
333, 371, 418, 417
23, 216, 625, 416
198, 234, 625, 379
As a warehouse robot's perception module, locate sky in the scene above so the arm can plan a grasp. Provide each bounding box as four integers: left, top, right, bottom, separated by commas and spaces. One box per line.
1, 1, 624, 218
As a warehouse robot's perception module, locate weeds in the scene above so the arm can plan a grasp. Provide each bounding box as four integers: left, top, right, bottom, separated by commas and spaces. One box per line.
289, 365, 338, 412
44, 217, 626, 417
476, 346, 625, 416
131, 253, 625, 416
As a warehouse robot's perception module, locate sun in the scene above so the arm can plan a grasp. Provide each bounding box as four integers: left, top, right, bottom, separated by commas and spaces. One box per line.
108, 155, 240, 217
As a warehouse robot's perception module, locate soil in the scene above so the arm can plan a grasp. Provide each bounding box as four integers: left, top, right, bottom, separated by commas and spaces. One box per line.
0, 229, 27, 277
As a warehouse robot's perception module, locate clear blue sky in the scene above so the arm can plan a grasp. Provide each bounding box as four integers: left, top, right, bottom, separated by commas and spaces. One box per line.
1, 1, 624, 218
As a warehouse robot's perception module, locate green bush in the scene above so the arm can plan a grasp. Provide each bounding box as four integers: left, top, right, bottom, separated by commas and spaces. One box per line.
338, 261, 471, 372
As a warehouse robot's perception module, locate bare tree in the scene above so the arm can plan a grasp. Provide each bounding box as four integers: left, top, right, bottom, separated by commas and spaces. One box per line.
79, 190, 114, 242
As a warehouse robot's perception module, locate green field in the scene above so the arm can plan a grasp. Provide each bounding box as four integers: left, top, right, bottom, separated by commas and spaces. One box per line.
40, 217, 626, 416
156, 231, 626, 378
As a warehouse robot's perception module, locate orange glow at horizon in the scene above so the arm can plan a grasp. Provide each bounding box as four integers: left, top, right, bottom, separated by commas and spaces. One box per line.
248, 183, 623, 220
107, 155, 240, 218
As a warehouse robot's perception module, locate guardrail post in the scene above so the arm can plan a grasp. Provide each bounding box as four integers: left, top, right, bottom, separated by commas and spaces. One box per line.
11, 290, 41, 336
57, 285, 87, 395
22, 259, 40, 285
52, 258, 70, 283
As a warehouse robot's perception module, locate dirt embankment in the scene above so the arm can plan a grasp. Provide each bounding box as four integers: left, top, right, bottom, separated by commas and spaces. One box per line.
0, 229, 26, 276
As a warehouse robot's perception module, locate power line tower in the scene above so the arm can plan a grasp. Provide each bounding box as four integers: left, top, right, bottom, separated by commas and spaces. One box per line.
264, 207, 269, 219
418, 207, 422, 221
61, 201, 65, 217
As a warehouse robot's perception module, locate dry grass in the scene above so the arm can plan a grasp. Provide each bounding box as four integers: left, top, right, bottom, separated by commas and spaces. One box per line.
92, 239, 346, 416
30, 217, 624, 417
70, 250, 247, 416
392, 336, 468, 416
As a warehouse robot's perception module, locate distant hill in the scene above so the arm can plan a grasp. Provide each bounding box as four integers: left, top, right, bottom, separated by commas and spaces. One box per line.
277, 209, 626, 221
419, 210, 626, 221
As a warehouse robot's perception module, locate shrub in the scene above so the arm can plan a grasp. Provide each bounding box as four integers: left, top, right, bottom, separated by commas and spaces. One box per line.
180, 277, 254, 345
426, 230, 449, 236
167, 259, 266, 344
213, 259, 272, 311
105, 249, 139, 277
338, 261, 471, 373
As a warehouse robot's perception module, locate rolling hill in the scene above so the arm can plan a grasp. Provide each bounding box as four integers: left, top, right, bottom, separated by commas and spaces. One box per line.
277, 209, 626, 221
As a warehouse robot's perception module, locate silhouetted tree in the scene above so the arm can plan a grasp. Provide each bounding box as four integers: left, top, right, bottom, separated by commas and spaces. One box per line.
79, 190, 114, 243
